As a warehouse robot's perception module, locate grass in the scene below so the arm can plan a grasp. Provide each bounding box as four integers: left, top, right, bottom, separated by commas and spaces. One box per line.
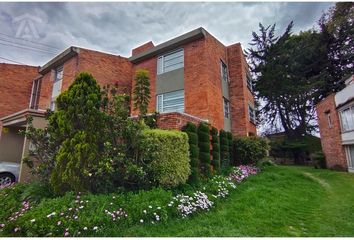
99, 166, 354, 237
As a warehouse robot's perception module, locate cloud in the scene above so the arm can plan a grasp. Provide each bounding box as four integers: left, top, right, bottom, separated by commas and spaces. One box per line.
0, 2, 334, 66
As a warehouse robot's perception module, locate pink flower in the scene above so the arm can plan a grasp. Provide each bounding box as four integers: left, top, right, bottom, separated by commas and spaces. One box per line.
64, 231, 69, 237
57, 221, 62, 226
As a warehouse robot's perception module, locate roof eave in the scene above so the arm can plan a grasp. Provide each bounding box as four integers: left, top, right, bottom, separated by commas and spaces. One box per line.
39, 46, 80, 74
129, 27, 207, 64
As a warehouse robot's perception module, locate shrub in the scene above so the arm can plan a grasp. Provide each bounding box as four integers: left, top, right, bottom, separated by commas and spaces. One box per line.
182, 122, 200, 184
233, 136, 269, 165
133, 69, 151, 118
312, 151, 326, 169
227, 132, 233, 165
219, 130, 230, 169
140, 129, 190, 188
211, 127, 220, 173
49, 73, 109, 194
198, 123, 211, 177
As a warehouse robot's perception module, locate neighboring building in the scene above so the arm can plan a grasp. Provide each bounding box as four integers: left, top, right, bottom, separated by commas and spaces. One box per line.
129, 27, 256, 136
0, 47, 132, 182
0, 27, 256, 183
316, 75, 354, 172
0, 63, 39, 119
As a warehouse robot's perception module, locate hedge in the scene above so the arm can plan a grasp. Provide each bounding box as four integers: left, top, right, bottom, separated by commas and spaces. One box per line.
140, 129, 191, 188
198, 123, 211, 177
233, 136, 269, 165
182, 122, 200, 184
211, 127, 220, 173
219, 130, 230, 169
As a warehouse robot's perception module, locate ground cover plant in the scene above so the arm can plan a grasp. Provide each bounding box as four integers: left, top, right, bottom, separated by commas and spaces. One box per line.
0, 165, 259, 237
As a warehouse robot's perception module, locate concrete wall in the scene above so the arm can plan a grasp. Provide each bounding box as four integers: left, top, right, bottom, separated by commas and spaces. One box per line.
18, 116, 48, 183
156, 68, 184, 94
0, 126, 25, 164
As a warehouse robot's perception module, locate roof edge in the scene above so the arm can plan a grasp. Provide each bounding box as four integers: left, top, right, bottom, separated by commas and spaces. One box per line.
129, 27, 207, 63
39, 46, 80, 74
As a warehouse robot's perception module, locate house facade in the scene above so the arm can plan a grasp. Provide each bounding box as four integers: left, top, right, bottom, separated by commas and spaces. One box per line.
0, 27, 256, 183
316, 75, 354, 172
129, 27, 256, 136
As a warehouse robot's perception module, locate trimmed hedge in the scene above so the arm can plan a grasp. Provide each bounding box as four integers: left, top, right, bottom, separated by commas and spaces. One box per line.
182, 122, 200, 184
198, 123, 211, 177
211, 127, 220, 173
227, 132, 233, 165
233, 136, 269, 165
141, 129, 191, 188
219, 130, 230, 169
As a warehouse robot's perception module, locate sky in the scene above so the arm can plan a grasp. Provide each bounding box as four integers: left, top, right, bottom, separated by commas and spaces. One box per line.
0, 2, 334, 67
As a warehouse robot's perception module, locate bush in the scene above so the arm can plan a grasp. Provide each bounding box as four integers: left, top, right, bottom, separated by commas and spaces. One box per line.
227, 132, 233, 165
211, 127, 220, 173
233, 136, 269, 165
198, 123, 211, 177
219, 130, 230, 169
140, 129, 190, 188
49, 72, 109, 194
312, 151, 326, 169
182, 122, 200, 184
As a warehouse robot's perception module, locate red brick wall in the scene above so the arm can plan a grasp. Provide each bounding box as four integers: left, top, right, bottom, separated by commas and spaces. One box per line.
130, 56, 157, 116
130, 33, 257, 136
157, 112, 205, 130
227, 43, 256, 136
132, 41, 154, 56
0, 63, 39, 118
316, 94, 347, 170
38, 48, 132, 110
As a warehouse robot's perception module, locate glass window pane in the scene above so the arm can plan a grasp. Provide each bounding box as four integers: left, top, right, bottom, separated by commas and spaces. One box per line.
164, 49, 183, 61
157, 90, 184, 113
349, 145, 354, 168
52, 80, 62, 98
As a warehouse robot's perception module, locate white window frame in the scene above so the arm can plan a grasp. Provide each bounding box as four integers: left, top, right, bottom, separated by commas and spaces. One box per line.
157, 48, 184, 75
345, 145, 354, 172
223, 97, 230, 118
220, 60, 229, 83
339, 104, 354, 133
248, 102, 256, 124
156, 90, 184, 113
50, 66, 63, 111
29, 78, 41, 109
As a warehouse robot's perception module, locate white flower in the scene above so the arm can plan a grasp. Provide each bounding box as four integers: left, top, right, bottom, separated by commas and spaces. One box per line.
143, 210, 147, 214
157, 207, 161, 210
30, 219, 35, 223
93, 226, 98, 231
148, 205, 152, 209
83, 227, 88, 231
140, 219, 144, 223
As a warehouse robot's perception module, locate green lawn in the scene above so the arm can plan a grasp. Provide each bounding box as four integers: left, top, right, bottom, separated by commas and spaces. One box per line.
100, 166, 354, 237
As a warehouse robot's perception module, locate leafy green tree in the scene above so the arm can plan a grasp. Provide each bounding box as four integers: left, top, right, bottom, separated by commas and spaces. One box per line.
318, 2, 354, 96
50, 72, 109, 194
133, 69, 151, 118
247, 22, 329, 137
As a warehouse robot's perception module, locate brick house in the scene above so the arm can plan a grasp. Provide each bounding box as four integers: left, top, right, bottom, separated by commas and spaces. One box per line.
0, 27, 256, 183
0, 47, 132, 182
316, 75, 354, 172
129, 27, 256, 136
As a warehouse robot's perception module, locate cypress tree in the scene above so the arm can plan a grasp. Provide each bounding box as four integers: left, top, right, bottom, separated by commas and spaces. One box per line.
219, 129, 230, 169
198, 122, 211, 178
227, 132, 234, 166
182, 122, 200, 184
50, 72, 107, 194
211, 127, 220, 173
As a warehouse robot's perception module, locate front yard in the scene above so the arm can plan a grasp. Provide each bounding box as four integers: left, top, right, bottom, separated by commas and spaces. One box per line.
106, 166, 354, 237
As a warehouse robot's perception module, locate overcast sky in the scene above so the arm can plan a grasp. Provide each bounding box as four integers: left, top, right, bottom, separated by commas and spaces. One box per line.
0, 2, 334, 66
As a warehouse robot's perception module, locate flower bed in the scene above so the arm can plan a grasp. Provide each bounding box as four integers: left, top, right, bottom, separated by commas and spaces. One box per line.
0, 165, 259, 237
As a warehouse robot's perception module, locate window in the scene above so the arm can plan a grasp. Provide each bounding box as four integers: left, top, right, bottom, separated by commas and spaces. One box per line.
326, 113, 333, 128
157, 49, 184, 74
220, 60, 229, 83
156, 90, 184, 113
248, 103, 256, 124
223, 98, 230, 118
346, 145, 354, 170
246, 73, 253, 91
29, 78, 41, 109
340, 105, 354, 132
50, 66, 63, 111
